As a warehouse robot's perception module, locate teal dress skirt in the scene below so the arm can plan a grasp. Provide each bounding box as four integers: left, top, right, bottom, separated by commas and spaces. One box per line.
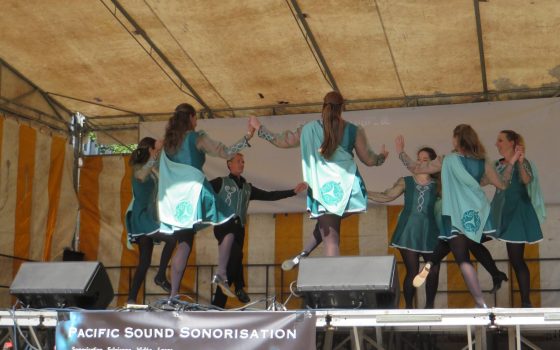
439, 156, 495, 240
160, 131, 236, 233
305, 122, 368, 217
488, 160, 543, 243
390, 176, 439, 253
126, 173, 160, 243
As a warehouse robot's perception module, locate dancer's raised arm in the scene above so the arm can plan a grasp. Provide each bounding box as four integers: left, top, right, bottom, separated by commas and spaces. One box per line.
249, 116, 302, 148
396, 135, 442, 174
480, 148, 520, 189
196, 129, 253, 159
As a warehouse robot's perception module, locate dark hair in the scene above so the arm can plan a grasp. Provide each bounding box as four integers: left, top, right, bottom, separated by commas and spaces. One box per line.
164, 103, 197, 154
453, 124, 486, 159
500, 129, 525, 149
319, 91, 345, 159
129, 137, 156, 166
417, 147, 437, 161
417, 146, 441, 195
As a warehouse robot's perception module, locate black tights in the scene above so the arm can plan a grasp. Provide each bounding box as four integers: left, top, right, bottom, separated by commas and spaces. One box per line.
507, 243, 531, 305
301, 214, 343, 256
128, 234, 176, 303
170, 226, 235, 297
448, 235, 486, 307
424, 236, 486, 306
399, 249, 440, 308
170, 230, 195, 298
429, 236, 502, 279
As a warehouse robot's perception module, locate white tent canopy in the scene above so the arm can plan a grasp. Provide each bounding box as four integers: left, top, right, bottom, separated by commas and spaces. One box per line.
1, 0, 559, 144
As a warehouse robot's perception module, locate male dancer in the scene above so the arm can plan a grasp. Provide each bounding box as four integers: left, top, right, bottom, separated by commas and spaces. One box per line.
210, 153, 307, 308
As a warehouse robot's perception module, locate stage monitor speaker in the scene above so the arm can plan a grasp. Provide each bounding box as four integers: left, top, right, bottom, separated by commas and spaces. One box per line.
10, 261, 114, 309
296, 255, 399, 309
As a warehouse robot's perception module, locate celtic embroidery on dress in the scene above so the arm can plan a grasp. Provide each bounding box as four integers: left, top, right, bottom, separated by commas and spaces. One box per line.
415, 184, 429, 212
175, 201, 194, 224
320, 181, 343, 205
461, 210, 481, 234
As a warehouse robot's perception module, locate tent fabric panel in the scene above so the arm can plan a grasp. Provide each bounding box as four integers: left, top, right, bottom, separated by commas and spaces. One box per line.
49, 141, 79, 261
13, 125, 36, 276
373, 0, 483, 95
0, 118, 76, 307
28, 129, 51, 262
117, 0, 234, 110
117, 156, 135, 306
0, 1, 201, 117
299, 0, 407, 99
0, 118, 17, 257
134, 0, 333, 108
43, 136, 67, 261
78, 157, 103, 261
480, 0, 560, 90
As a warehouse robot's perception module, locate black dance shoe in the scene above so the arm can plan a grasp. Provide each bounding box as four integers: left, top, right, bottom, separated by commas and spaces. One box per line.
490, 271, 508, 293
154, 276, 171, 293
235, 288, 251, 303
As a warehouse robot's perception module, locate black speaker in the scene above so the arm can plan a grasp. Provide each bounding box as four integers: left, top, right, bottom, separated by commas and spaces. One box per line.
10, 261, 114, 309
62, 249, 84, 261
296, 255, 399, 309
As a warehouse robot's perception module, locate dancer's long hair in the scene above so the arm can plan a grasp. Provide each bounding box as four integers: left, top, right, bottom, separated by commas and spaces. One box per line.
453, 124, 486, 159
129, 137, 156, 166
319, 91, 345, 159
164, 103, 197, 155
500, 129, 525, 150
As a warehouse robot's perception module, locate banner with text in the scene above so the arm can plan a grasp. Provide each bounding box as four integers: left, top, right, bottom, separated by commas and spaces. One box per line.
56, 310, 316, 350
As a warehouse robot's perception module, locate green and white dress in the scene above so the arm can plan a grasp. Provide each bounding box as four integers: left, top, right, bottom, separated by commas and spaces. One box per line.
258, 120, 385, 218
158, 130, 250, 233
440, 154, 494, 242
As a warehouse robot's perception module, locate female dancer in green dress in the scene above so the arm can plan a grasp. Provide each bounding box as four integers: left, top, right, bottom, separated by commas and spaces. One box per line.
489, 130, 544, 307
397, 136, 507, 295
250, 91, 388, 266
368, 147, 440, 308
126, 137, 176, 304
158, 103, 254, 299
400, 125, 520, 307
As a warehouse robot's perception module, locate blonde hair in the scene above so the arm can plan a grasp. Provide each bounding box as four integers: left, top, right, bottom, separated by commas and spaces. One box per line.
453, 124, 486, 159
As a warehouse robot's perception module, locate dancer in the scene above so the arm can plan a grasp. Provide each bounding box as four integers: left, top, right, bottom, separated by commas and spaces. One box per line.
158, 103, 253, 299
250, 91, 388, 267
398, 125, 520, 307
210, 153, 307, 308
125, 137, 176, 304
488, 130, 545, 307
397, 136, 509, 294
368, 147, 440, 309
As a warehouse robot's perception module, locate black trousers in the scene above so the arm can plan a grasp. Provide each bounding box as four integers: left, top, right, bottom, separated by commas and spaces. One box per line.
212, 217, 246, 308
